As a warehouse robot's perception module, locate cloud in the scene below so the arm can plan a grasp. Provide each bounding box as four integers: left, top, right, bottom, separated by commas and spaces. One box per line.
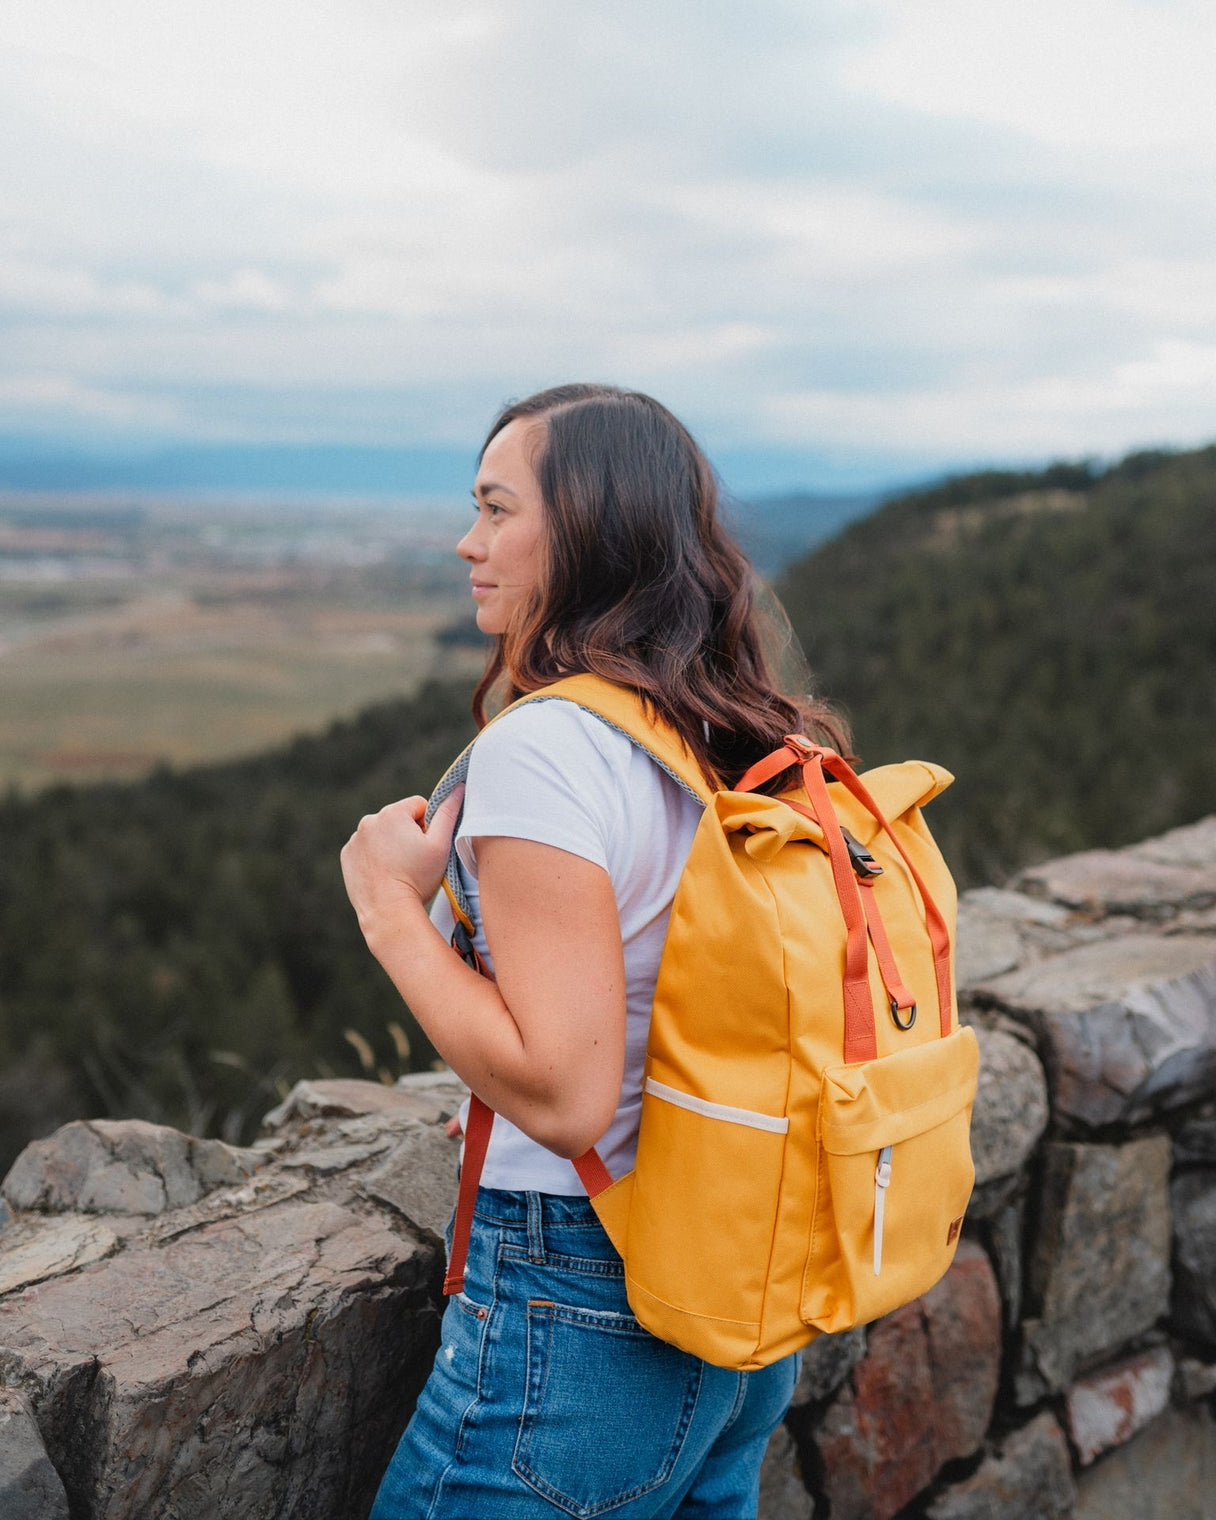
0, 371, 184, 429
768, 332, 1216, 460
1, 1, 1215, 482
844, 0, 1216, 155
0, 259, 176, 320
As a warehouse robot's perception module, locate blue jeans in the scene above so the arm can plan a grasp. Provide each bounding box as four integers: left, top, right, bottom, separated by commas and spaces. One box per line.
370, 1189, 799, 1518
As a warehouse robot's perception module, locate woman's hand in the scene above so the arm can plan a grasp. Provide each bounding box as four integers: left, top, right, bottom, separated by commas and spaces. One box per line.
340, 787, 464, 943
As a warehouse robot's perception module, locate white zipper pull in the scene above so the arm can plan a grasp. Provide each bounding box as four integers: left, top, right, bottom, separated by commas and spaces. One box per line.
873, 1145, 893, 1275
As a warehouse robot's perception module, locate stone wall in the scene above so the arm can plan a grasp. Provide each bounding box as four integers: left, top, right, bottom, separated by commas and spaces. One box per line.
2, 817, 1216, 1518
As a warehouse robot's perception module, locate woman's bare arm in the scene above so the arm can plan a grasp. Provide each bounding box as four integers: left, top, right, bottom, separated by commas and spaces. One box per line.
340, 793, 626, 1158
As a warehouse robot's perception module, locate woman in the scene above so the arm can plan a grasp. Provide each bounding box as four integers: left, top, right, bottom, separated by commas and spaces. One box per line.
341, 384, 847, 1518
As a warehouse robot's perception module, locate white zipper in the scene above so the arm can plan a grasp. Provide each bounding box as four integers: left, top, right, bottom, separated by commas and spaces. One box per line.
873, 1145, 893, 1275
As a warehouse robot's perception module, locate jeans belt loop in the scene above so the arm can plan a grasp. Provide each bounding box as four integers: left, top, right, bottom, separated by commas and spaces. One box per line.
526, 1192, 545, 1264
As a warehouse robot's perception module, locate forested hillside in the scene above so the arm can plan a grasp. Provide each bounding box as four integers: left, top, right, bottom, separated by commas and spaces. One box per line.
0, 682, 475, 1168
778, 445, 1216, 885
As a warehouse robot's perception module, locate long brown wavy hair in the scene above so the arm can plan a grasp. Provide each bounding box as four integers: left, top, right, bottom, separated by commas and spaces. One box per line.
471, 383, 851, 786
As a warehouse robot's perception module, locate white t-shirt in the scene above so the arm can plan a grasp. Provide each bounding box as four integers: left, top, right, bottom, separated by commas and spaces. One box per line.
429, 698, 703, 1193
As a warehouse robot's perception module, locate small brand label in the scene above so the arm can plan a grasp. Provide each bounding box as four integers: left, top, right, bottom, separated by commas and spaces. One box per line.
946, 1216, 963, 1247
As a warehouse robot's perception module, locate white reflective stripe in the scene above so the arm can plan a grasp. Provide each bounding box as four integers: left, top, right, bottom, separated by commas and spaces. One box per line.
873, 1144, 893, 1275
643, 1078, 790, 1134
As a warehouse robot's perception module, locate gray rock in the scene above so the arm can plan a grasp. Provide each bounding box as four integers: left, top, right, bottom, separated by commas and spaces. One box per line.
970, 1027, 1049, 1188
1018, 841, 1216, 917
360, 1125, 461, 1239
807, 1243, 1000, 1520
956, 888, 1082, 993
1131, 815, 1216, 872
925, 1410, 1076, 1519
1176, 1357, 1216, 1401
1171, 1168, 1216, 1348
2, 1119, 262, 1216
963, 887, 1075, 930
0, 1199, 443, 1520
978, 934, 1216, 1128
262, 1076, 464, 1131
1073, 1404, 1216, 1520
758, 1423, 815, 1519
0, 1215, 119, 1296
1171, 903, 1216, 934
0, 1388, 70, 1520
1064, 1344, 1174, 1465
1019, 1136, 1172, 1395
922, 1240, 1003, 1467
966, 1173, 1024, 1223
280, 1138, 395, 1175
985, 1198, 1025, 1330
955, 898, 1026, 988
1173, 1108, 1216, 1165
790, 1327, 866, 1408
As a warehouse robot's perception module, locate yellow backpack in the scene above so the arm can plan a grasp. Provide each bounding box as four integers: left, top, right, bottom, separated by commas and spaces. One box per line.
433, 674, 978, 1371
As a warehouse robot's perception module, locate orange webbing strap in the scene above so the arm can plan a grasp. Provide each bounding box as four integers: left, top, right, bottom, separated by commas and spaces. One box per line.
572, 1148, 614, 1196
444, 1095, 614, 1294
809, 748, 953, 1039
735, 744, 799, 793
856, 878, 918, 1024
783, 793, 917, 1027
797, 755, 880, 1064
443, 1092, 494, 1296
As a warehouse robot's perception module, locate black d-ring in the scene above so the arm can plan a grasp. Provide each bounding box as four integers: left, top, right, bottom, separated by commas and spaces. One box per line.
890, 999, 917, 1030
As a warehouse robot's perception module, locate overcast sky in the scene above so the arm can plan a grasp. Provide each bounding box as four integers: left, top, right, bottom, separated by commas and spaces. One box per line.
3, 0, 1216, 494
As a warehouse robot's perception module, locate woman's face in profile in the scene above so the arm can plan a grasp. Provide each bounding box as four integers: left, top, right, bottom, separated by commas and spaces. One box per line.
459, 418, 547, 636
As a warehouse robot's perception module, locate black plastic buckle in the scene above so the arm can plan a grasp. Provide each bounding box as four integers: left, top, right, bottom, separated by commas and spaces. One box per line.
842, 828, 883, 879
451, 919, 478, 968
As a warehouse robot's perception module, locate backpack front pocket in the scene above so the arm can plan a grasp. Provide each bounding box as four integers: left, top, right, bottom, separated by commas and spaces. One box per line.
801, 1026, 978, 1333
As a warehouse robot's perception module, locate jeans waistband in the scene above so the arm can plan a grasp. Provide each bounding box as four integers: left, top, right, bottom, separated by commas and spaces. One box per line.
472, 1187, 599, 1227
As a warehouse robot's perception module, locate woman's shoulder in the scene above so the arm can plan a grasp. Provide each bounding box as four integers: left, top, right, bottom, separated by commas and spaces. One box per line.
472, 697, 634, 771
458, 698, 636, 870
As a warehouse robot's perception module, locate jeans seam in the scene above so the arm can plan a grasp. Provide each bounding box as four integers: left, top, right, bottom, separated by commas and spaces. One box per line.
499, 1244, 624, 1277
444, 1244, 496, 1471
719, 1370, 748, 1435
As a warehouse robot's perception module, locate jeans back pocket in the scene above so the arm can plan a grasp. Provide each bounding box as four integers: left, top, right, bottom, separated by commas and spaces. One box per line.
512, 1300, 701, 1517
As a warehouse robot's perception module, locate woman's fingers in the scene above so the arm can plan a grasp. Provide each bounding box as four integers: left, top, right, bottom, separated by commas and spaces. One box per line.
340, 787, 464, 923
424, 786, 464, 845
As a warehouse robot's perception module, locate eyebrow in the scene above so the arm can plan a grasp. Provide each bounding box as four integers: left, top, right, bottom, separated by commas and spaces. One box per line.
472, 480, 519, 500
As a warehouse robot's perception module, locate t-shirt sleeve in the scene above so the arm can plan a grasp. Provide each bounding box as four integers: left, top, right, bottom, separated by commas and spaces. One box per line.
455, 701, 627, 878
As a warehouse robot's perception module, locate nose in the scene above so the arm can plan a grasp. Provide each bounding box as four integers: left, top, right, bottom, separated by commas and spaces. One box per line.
457, 521, 484, 562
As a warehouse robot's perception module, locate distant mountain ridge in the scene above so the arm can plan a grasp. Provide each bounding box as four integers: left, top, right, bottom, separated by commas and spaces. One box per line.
777, 444, 1216, 884
727, 490, 881, 575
